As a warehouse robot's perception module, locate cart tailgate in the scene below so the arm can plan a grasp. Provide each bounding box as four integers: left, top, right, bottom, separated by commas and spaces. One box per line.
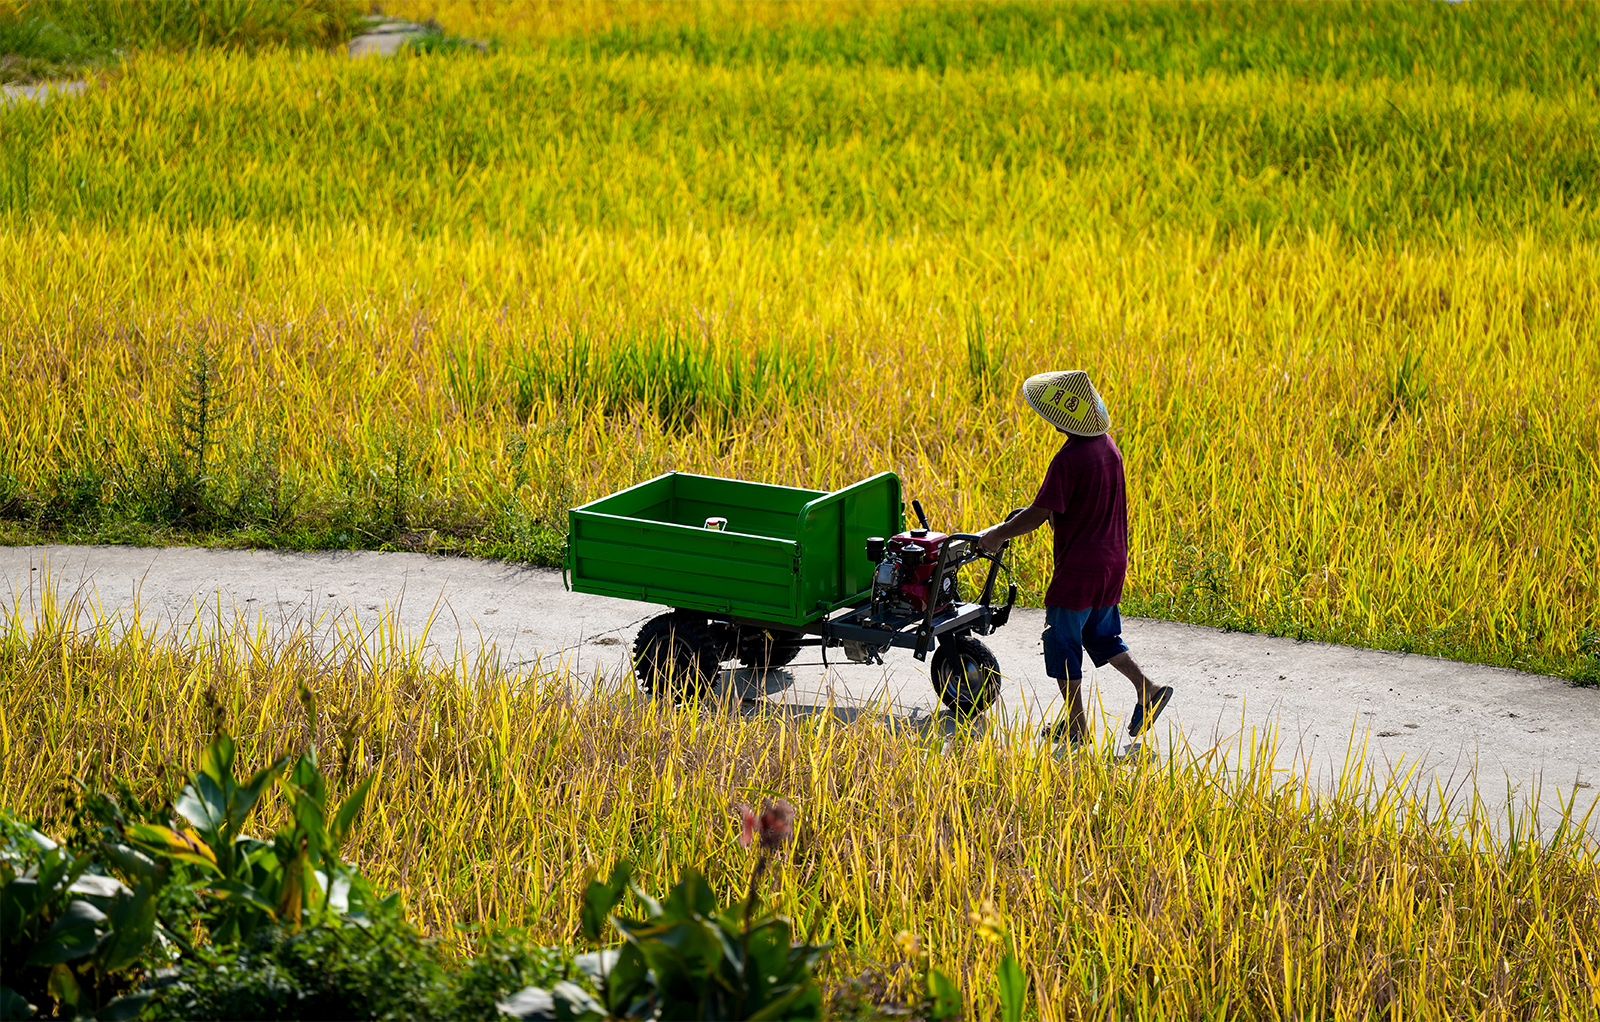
567, 512, 802, 620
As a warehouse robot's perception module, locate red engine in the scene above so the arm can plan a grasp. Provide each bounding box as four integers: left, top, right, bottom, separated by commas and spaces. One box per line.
869, 528, 958, 615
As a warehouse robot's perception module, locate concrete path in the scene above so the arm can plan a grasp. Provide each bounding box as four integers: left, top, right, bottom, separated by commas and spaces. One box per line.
1, 80, 88, 106
0, 17, 454, 97
5, 544, 1597, 842
347, 16, 431, 57
346, 16, 484, 57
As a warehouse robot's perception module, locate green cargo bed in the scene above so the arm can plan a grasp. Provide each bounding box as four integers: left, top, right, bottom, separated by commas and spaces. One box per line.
565, 472, 903, 627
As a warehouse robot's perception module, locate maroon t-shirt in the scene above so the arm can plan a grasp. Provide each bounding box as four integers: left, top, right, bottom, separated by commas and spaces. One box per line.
1032, 434, 1128, 610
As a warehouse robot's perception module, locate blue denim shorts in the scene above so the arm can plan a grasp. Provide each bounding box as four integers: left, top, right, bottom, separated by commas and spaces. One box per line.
1042, 605, 1129, 680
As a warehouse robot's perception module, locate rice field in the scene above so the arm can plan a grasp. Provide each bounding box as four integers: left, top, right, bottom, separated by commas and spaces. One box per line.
3, 590, 1597, 1019
2, 3, 1600, 1015
2, 22, 1596, 673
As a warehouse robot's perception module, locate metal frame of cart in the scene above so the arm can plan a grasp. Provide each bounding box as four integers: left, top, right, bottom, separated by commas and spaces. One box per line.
564, 471, 1018, 715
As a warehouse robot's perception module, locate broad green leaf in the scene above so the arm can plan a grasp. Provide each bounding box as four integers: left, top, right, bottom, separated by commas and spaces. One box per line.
580, 860, 631, 942
496, 986, 554, 1021
48, 851, 96, 900
97, 992, 152, 1021
45, 965, 79, 1014
66, 874, 129, 900
550, 981, 605, 1022
25, 900, 105, 966
710, 922, 746, 982
662, 867, 717, 921
287, 754, 326, 805
208, 878, 279, 918
998, 951, 1026, 1022
125, 825, 219, 874
740, 920, 790, 983
571, 949, 618, 983
24, 829, 57, 853
600, 942, 649, 1016
199, 733, 236, 790
0, 985, 35, 1020
281, 766, 329, 864
174, 773, 228, 838
330, 773, 375, 848
639, 917, 723, 981
237, 835, 276, 865
100, 844, 161, 885
2, 877, 47, 931
927, 966, 963, 1022
747, 983, 824, 1021
97, 882, 157, 974
293, 797, 328, 862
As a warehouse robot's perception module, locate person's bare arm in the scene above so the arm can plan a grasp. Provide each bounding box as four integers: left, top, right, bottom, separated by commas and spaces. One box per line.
976, 504, 1051, 553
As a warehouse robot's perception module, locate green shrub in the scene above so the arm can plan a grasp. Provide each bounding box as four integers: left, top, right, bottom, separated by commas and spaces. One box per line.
1, 732, 593, 1021
143, 916, 446, 1022
1574, 632, 1600, 687
503, 802, 833, 1022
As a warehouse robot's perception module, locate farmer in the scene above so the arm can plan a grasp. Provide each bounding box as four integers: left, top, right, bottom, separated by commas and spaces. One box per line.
976, 370, 1172, 748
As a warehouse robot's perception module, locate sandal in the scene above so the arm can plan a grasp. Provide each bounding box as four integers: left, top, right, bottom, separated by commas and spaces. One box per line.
1128, 685, 1173, 737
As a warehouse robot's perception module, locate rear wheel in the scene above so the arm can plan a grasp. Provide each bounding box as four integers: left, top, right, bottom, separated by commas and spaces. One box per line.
736, 627, 804, 671
931, 635, 1002, 717
633, 612, 721, 701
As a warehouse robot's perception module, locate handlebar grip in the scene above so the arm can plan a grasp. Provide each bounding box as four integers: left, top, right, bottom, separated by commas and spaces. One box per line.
912, 499, 931, 531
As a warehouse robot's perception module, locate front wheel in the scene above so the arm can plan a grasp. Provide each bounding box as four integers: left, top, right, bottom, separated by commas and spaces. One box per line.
931, 635, 1002, 717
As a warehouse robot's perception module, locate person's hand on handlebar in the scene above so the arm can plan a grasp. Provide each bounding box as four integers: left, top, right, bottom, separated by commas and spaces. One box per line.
977, 504, 1052, 553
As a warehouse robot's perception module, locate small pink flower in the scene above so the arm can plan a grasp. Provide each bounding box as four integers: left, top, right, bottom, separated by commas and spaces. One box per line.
736, 803, 758, 848
756, 799, 795, 852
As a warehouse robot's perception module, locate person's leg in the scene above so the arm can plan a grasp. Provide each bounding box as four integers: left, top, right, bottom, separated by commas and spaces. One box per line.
1056, 673, 1087, 742
1082, 606, 1172, 736
1041, 607, 1090, 743
1106, 650, 1157, 703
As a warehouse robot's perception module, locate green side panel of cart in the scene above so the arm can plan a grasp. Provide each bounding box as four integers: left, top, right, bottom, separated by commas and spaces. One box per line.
566, 472, 902, 627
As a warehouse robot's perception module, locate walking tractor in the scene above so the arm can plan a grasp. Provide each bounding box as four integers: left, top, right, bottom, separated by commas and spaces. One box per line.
563, 472, 1022, 715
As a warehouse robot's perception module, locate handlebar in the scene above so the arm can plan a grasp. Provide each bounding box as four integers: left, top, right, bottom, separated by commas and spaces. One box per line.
946, 507, 1029, 554
910, 508, 1026, 660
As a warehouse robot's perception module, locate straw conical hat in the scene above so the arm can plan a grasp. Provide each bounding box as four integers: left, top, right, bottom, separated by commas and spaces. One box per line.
1021, 370, 1110, 436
